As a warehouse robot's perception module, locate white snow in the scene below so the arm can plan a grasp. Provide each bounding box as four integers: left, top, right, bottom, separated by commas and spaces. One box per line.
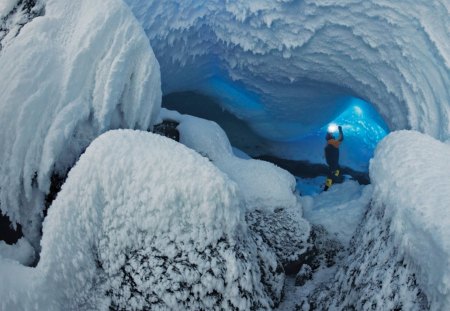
370, 130, 450, 310
0, 238, 35, 266
0, 130, 285, 310
301, 181, 372, 246
0, 0, 161, 247
0, 0, 18, 18
159, 108, 299, 212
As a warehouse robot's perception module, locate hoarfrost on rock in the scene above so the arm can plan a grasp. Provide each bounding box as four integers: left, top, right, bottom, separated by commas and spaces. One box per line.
0, 130, 285, 310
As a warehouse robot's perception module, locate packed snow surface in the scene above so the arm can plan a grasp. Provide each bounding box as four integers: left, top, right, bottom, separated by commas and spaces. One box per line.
370, 131, 450, 310
0, 0, 161, 246
125, 0, 450, 141
301, 181, 372, 246
0, 238, 35, 266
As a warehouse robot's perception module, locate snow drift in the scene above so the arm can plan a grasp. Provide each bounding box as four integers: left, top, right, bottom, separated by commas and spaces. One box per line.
0, 0, 161, 247
0, 130, 287, 310
125, 0, 450, 142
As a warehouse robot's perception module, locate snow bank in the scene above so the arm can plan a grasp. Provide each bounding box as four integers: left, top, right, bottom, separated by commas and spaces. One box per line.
0, 0, 44, 49
312, 131, 450, 310
0, 0, 20, 18
301, 181, 372, 246
0, 238, 35, 266
0, 0, 161, 246
160, 109, 298, 212
125, 0, 450, 141
370, 131, 450, 310
0, 130, 284, 310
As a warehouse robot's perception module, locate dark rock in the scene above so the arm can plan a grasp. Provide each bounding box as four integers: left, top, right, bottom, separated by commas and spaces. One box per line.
294, 225, 343, 274
153, 120, 180, 142
105, 234, 284, 310
0, 212, 23, 244
295, 264, 313, 286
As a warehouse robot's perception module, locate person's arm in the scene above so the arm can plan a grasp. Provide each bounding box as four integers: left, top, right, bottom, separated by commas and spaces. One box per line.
338, 126, 344, 142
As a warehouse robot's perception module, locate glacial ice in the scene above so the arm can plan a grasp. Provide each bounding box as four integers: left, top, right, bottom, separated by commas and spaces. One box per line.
125, 0, 450, 141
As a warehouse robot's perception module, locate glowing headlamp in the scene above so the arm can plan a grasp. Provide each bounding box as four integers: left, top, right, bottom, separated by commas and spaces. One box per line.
327, 123, 338, 133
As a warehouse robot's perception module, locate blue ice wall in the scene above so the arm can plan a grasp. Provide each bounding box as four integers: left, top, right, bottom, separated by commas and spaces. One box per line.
266, 98, 389, 172
327, 98, 388, 170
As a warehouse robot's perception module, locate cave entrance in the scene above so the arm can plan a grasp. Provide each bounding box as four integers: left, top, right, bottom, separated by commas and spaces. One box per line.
162, 91, 389, 192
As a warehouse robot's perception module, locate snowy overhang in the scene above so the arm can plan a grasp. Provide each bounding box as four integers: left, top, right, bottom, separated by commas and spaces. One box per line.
126, 0, 450, 140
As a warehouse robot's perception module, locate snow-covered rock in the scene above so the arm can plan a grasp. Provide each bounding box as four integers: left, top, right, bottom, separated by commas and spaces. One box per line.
0, 130, 284, 310
370, 131, 450, 310
311, 131, 450, 310
0, 0, 161, 247
246, 207, 310, 271
159, 109, 299, 212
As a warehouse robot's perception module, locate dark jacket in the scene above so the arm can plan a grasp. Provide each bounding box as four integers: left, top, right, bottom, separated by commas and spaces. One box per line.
325, 128, 344, 170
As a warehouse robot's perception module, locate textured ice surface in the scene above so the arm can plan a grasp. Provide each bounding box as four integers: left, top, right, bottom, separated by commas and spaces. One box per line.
126, 0, 450, 141
0, 0, 161, 246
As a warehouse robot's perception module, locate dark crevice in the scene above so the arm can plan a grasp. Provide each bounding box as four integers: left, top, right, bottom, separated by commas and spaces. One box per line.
255, 155, 370, 185
0, 212, 23, 245
44, 172, 68, 218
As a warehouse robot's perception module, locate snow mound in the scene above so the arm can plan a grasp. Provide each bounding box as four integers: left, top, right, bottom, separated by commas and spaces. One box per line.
0, 0, 44, 50
312, 131, 450, 310
370, 131, 450, 310
159, 109, 299, 212
0, 0, 161, 247
0, 130, 284, 310
0, 238, 35, 266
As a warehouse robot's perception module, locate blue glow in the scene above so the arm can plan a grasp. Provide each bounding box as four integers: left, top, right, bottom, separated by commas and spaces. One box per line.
319, 98, 389, 170
200, 76, 264, 115
265, 97, 389, 172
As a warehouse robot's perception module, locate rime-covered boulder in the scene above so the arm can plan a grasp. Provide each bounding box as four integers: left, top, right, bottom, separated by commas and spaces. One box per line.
0, 130, 285, 310
310, 131, 450, 310
246, 207, 310, 273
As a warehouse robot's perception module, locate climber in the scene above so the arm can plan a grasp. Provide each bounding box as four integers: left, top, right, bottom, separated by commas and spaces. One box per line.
323, 124, 344, 191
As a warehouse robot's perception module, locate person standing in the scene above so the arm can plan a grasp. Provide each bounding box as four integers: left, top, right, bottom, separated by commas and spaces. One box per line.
324, 125, 344, 191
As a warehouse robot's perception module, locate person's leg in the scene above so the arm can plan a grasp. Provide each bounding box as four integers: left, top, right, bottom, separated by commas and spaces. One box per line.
324, 168, 334, 191
324, 166, 341, 191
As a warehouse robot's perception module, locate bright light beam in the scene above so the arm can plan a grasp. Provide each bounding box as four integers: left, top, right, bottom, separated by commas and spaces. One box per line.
327, 123, 338, 133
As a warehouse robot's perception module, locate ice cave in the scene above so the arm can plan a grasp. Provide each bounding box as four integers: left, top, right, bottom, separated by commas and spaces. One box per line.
0, 0, 449, 310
